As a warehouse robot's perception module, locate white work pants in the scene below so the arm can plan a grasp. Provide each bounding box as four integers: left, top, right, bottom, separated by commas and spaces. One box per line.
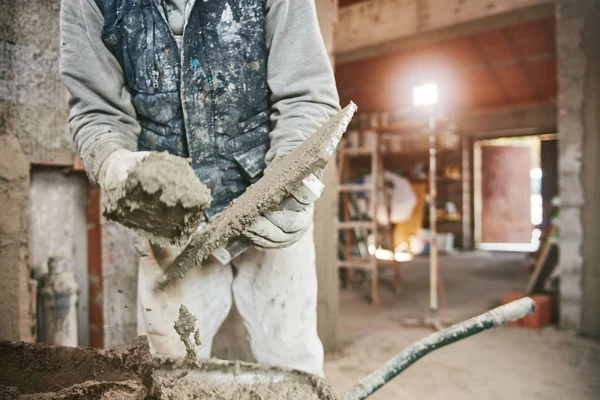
136, 225, 324, 376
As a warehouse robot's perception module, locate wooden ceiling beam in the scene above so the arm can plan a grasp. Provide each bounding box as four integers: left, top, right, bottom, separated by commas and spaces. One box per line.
336, 1, 555, 64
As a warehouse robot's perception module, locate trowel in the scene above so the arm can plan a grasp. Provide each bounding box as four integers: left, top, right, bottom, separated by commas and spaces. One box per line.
157, 102, 358, 290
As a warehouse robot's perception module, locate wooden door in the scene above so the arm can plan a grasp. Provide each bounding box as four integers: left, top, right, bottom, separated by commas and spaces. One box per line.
478, 145, 532, 244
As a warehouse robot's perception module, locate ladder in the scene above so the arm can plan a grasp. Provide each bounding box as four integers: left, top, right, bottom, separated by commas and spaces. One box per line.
337, 133, 401, 304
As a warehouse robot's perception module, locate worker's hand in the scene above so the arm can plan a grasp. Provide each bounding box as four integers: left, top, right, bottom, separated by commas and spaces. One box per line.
245, 203, 315, 249
245, 154, 323, 249
98, 149, 150, 191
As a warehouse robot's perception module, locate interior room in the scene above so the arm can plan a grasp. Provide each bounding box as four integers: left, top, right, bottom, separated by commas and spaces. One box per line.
0, 1, 599, 399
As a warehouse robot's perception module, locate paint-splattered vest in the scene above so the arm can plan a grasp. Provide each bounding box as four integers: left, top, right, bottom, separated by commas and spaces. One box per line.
97, 0, 270, 217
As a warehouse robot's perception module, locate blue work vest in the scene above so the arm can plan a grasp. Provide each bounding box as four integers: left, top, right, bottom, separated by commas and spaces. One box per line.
97, 0, 270, 217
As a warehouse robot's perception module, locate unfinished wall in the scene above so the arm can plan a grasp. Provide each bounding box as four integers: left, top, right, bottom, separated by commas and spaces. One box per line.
0, 0, 73, 342
0, 135, 32, 341
556, 0, 600, 338
29, 168, 89, 346
0, 0, 73, 165
1, 0, 85, 344
314, 0, 340, 352
102, 219, 141, 350
578, 0, 600, 340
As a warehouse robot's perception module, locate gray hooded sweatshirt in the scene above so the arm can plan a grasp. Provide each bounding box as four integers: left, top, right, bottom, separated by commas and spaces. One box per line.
59, 0, 341, 185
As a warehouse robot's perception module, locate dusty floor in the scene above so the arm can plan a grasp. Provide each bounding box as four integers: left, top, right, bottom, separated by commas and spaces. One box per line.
324, 251, 600, 400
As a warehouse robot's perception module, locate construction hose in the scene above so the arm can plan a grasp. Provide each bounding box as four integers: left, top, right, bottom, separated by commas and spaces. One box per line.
342, 297, 536, 400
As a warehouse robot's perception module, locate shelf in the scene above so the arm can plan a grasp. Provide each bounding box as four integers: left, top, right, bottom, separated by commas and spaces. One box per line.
341, 147, 459, 157
409, 177, 462, 184
437, 217, 462, 222
339, 183, 375, 192
338, 260, 373, 269
338, 258, 397, 269
351, 118, 454, 133
382, 148, 459, 156
426, 215, 462, 222
341, 147, 374, 156
338, 221, 374, 229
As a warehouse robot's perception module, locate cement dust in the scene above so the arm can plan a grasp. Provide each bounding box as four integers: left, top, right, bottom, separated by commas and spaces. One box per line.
103, 152, 211, 246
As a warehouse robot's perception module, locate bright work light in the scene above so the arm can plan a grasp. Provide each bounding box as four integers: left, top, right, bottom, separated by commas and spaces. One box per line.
412, 83, 438, 107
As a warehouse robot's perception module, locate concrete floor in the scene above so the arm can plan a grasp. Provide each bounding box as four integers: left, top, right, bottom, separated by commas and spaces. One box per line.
324, 251, 600, 399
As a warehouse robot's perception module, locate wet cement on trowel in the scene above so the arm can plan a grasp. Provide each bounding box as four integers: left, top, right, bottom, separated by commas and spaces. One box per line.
158, 102, 357, 289
103, 152, 211, 246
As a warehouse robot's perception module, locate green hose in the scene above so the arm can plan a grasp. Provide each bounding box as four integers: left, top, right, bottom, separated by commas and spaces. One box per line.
342, 297, 536, 400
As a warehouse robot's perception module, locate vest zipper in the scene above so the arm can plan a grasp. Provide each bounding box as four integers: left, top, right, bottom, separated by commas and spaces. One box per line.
152, 0, 193, 160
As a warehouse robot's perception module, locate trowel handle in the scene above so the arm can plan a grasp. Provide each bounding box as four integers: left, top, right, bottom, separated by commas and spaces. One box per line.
211, 173, 323, 264
288, 173, 324, 208
211, 235, 251, 265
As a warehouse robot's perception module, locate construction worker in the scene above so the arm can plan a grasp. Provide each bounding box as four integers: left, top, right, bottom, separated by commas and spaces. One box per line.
60, 0, 340, 376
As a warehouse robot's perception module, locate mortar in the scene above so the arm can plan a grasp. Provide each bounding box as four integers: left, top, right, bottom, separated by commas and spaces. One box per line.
0, 337, 339, 400
151, 358, 339, 400
102, 152, 212, 247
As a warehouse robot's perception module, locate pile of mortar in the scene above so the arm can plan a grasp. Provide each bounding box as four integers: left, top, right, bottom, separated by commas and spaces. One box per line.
0, 336, 339, 400
102, 152, 212, 246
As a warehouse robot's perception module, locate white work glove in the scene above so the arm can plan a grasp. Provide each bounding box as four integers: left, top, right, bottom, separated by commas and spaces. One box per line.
245, 203, 315, 249
244, 155, 324, 249
98, 149, 150, 191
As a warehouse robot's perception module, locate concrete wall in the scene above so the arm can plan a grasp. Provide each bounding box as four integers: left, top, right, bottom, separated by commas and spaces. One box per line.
0, 135, 32, 342
0, 0, 74, 165
556, 0, 600, 338
0, 0, 74, 342
29, 169, 89, 346
578, 0, 600, 340
1, 1, 85, 344
314, 0, 340, 352
101, 220, 141, 350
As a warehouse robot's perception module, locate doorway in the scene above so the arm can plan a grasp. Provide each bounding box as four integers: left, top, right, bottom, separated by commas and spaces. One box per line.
473, 136, 542, 252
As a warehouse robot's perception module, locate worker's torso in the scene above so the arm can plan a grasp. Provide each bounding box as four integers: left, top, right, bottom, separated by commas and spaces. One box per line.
98, 0, 270, 217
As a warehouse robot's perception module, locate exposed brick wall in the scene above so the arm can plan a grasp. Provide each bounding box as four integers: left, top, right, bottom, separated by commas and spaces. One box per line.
335, 18, 557, 115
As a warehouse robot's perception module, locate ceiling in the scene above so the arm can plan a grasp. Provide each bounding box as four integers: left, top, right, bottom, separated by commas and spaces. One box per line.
335, 17, 557, 114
